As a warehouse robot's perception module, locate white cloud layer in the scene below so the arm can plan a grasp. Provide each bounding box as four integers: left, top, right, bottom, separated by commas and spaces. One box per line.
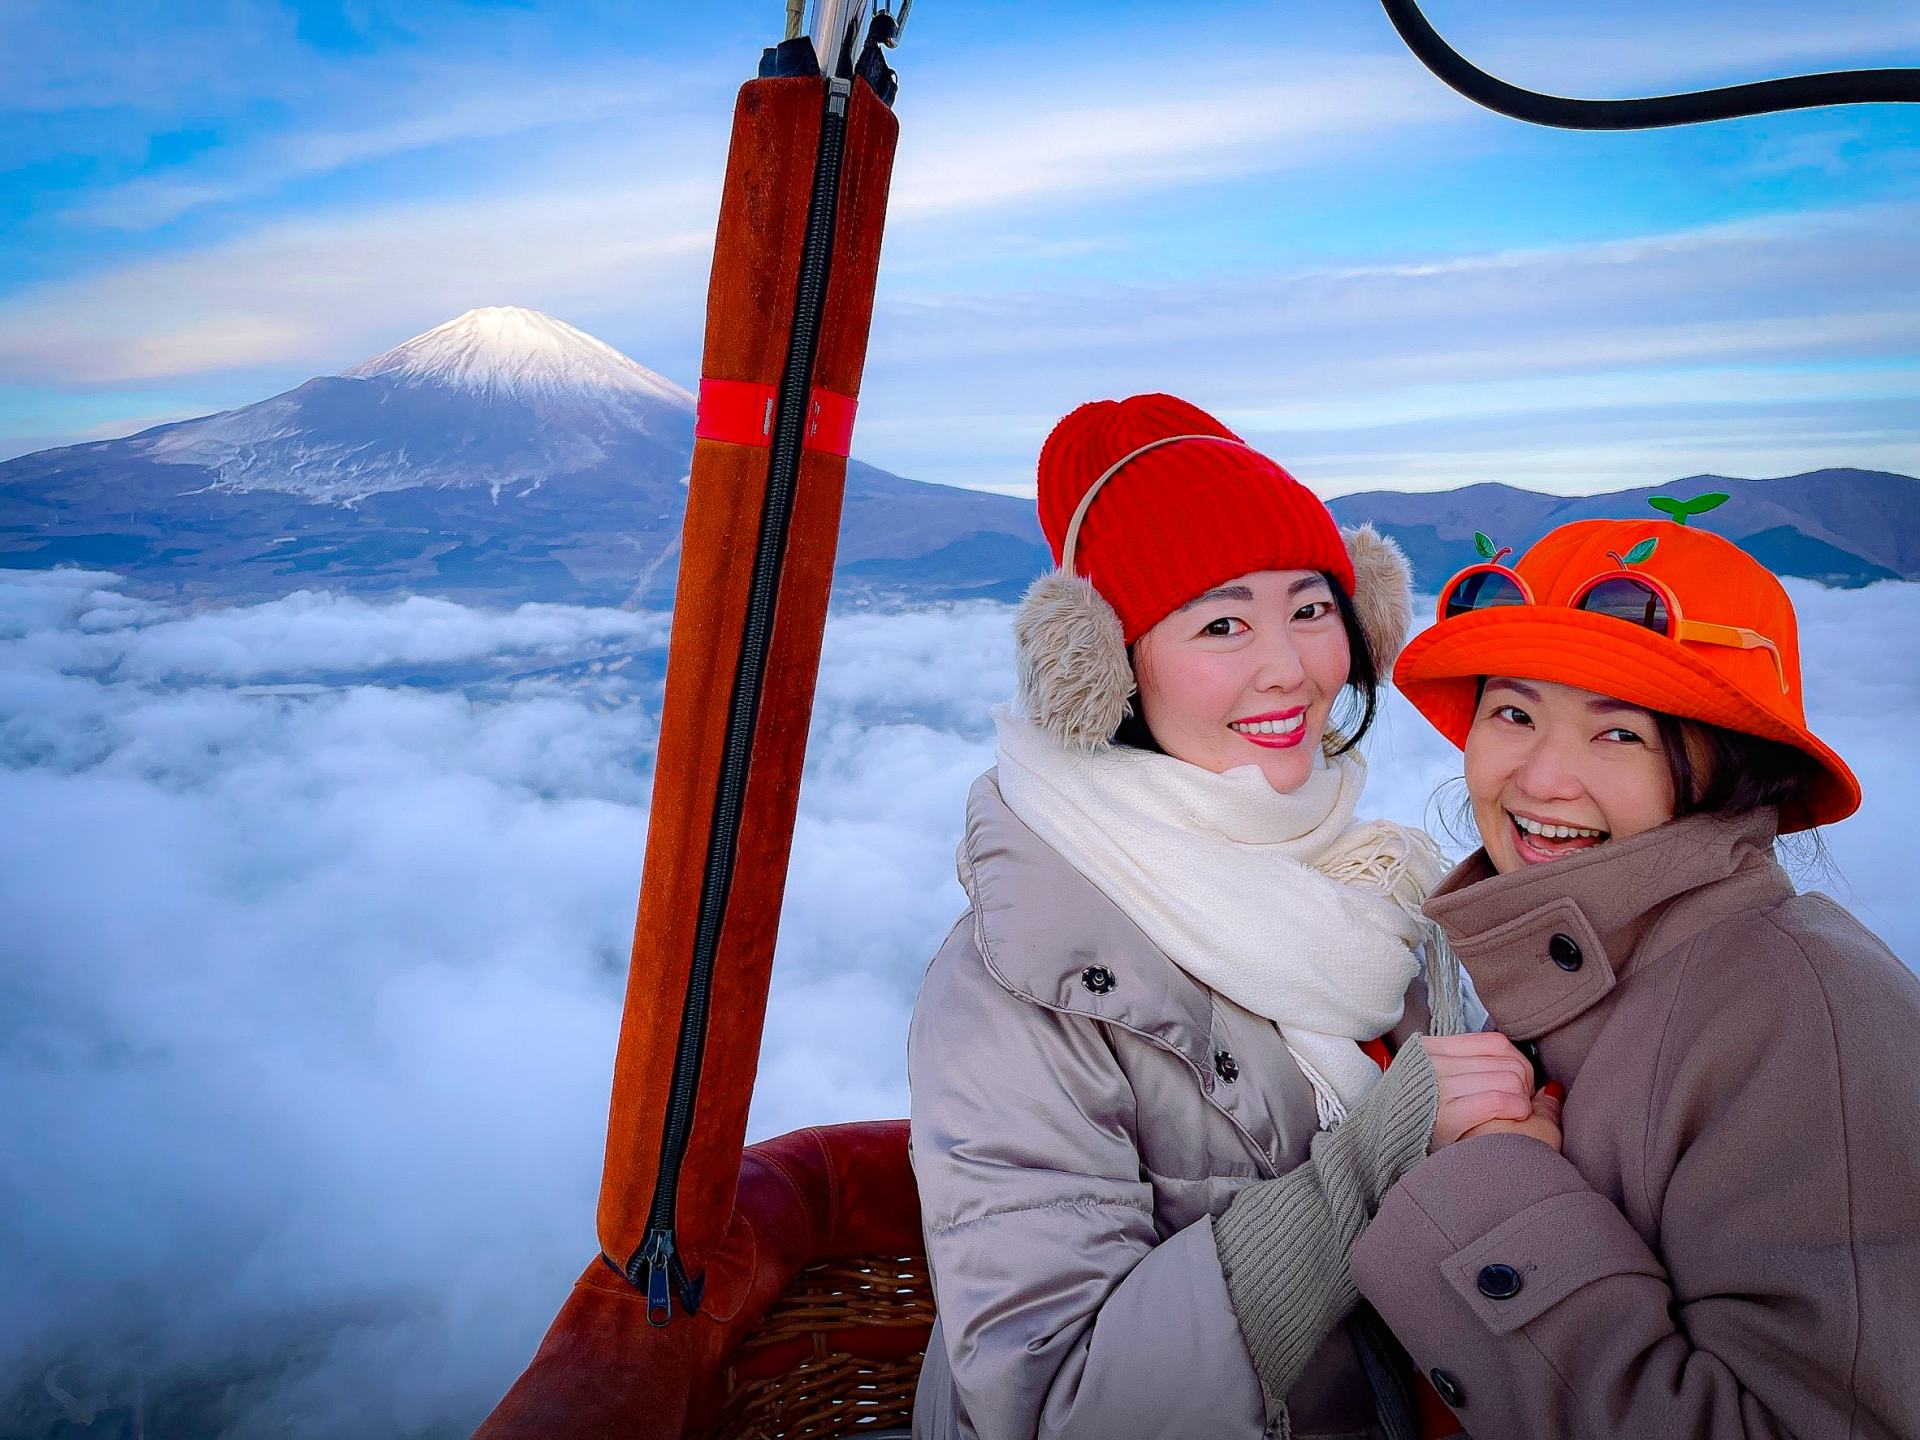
40, 584, 668, 682
0, 569, 1915, 1431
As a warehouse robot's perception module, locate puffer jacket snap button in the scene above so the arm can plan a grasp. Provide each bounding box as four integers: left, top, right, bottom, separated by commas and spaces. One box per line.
1477, 1263, 1524, 1299
1429, 1368, 1465, 1406
1214, 1050, 1239, 1084
1549, 932, 1584, 971
1080, 965, 1115, 995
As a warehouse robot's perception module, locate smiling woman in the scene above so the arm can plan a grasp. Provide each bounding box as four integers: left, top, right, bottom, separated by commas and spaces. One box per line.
908, 392, 1506, 1440
1353, 513, 1920, 1440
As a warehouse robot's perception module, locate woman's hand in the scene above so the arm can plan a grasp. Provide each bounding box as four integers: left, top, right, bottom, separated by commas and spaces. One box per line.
1459, 1084, 1564, 1150
1420, 1032, 1539, 1150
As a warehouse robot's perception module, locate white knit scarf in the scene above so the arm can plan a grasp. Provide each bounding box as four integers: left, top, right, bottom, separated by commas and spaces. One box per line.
993, 706, 1462, 1127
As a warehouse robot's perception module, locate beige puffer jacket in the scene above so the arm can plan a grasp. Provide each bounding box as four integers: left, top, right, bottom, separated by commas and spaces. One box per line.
908, 773, 1436, 1440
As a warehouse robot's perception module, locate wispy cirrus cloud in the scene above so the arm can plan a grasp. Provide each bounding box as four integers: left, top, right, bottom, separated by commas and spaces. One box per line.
889, 58, 1462, 220
0, 46, 1466, 389
0, 173, 720, 384
0, 0, 297, 115
853, 201, 1920, 493
63, 62, 705, 232
3, 1, 1916, 487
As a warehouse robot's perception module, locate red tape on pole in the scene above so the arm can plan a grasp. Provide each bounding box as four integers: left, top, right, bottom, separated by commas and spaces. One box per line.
802, 386, 857, 457
696, 377, 858, 458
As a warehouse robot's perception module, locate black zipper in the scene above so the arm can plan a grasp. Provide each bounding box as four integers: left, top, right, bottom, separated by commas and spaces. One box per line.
628, 73, 855, 1327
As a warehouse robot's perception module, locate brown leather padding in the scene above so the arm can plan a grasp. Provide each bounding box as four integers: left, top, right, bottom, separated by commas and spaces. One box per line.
474, 1120, 924, 1439
593, 73, 900, 1292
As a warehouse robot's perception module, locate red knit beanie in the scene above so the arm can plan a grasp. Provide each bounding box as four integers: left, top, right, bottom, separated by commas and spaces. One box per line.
1036, 394, 1355, 643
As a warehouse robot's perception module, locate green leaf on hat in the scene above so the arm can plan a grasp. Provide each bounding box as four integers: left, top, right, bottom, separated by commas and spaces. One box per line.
1473, 531, 1497, 559
1648, 492, 1730, 526
1623, 536, 1659, 565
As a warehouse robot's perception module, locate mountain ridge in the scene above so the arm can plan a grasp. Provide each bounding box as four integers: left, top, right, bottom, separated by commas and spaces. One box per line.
3, 308, 1914, 604
1327, 467, 1918, 589
0, 307, 1049, 604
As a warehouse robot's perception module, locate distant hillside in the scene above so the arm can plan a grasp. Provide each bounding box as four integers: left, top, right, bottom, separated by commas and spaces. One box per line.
0, 307, 1048, 608
1328, 469, 1919, 590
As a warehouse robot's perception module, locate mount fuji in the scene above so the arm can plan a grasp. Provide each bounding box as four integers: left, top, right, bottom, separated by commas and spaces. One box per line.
0, 307, 1049, 606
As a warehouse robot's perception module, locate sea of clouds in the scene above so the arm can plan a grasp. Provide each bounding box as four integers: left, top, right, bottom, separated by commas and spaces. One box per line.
2, 568, 1915, 1436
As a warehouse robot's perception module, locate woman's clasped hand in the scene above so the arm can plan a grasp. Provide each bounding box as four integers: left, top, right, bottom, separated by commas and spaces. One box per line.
1420, 1032, 1562, 1151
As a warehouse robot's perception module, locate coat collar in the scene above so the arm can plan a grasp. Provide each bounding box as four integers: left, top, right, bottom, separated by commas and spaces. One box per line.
1424, 808, 1792, 1078
957, 771, 1218, 1076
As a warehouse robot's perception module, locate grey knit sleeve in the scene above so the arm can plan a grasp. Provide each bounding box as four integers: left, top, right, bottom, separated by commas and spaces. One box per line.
1211, 1038, 1440, 1405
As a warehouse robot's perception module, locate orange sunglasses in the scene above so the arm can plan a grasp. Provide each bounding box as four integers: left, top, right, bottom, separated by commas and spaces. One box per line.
1437, 543, 1788, 693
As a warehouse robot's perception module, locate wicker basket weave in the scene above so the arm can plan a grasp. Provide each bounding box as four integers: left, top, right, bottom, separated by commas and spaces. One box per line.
693, 1254, 935, 1440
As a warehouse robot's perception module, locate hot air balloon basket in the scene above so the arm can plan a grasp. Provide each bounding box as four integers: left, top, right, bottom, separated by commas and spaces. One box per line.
691, 1253, 935, 1439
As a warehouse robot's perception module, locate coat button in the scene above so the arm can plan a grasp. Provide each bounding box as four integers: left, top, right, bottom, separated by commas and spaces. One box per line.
1214, 1050, 1239, 1084
1477, 1263, 1524, 1299
1548, 932, 1583, 971
1429, 1368, 1465, 1407
1080, 965, 1115, 995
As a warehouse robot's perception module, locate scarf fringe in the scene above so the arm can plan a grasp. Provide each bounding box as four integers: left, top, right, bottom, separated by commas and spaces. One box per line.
1286, 1046, 1350, 1129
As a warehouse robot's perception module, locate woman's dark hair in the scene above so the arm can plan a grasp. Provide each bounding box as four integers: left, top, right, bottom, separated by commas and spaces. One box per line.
1652, 712, 1824, 829
1111, 573, 1379, 756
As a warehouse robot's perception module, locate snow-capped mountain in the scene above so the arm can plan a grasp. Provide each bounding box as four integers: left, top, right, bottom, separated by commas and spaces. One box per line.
0, 308, 1049, 606
132, 307, 699, 504
343, 307, 694, 422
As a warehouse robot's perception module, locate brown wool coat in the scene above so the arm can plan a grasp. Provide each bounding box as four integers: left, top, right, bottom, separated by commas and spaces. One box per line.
1351, 808, 1920, 1440
908, 773, 1430, 1440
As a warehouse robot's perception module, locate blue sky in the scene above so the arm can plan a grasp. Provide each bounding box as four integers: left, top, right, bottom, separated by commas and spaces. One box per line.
2, 0, 1916, 495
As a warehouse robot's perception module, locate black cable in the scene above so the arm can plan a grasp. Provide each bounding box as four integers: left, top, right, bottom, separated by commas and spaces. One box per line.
1381, 0, 1920, 131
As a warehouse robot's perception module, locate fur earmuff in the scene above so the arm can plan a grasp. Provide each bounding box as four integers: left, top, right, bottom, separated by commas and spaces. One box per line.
1014, 569, 1133, 751
1342, 523, 1414, 679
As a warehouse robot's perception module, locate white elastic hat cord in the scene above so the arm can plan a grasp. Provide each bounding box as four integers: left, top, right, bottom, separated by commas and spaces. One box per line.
1059, 433, 1249, 576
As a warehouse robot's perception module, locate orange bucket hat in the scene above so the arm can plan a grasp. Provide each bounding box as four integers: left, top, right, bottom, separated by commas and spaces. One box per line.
1393, 512, 1859, 830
